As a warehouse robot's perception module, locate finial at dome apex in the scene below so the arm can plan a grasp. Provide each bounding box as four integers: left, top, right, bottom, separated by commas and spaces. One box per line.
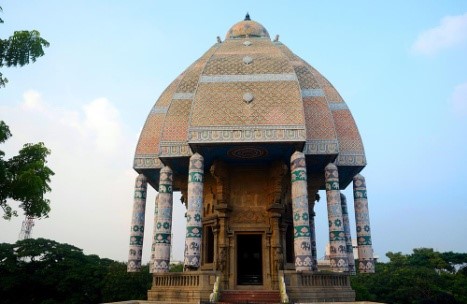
244, 13, 251, 21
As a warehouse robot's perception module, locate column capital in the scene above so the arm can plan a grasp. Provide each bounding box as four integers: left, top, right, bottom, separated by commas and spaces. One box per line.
291, 150, 305, 162
353, 174, 366, 187
190, 152, 204, 161
325, 162, 338, 171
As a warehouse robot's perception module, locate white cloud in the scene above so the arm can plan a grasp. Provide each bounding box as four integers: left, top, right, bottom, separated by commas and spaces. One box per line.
82, 98, 123, 154
0, 90, 187, 263
21, 90, 45, 111
0, 91, 136, 261
451, 82, 467, 117
411, 12, 467, 56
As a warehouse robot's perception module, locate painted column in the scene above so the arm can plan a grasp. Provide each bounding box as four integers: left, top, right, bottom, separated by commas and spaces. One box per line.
153, 166, 173, 273
149, 194, 159, 273
353, 174, 375, 273
324, 163, 348, 272
290, 151, 313, 271
184, 153, 205, 269
127, 174, 147, 272
308, 199, 318, 271
340, 193, 356, 274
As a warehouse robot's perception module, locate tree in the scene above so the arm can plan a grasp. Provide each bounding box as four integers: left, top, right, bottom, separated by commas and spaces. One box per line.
351, 248, 467, 304
101, 262, 152, 302
0, 238, 152, 303
0, 6, 50, 87
0, 121, 54, 219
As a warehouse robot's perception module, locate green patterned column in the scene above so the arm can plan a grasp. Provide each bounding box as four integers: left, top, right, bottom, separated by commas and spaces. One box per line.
184, 153, 204, 269
324, 163, 349, 272
153, 166, 173, 273
353, 174, 375, 273
307, 190, 318, 271
340, 193, 356, 274
290, 151, 313, 271
127, 174, 147, 272
149, 194, 159, 273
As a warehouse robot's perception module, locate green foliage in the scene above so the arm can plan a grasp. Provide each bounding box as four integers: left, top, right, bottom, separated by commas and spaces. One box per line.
0, 238, 152, 304
101, 262, 152, 302
170, 262, 184, 272
0, 6, 49, 87
351, 248, 467, 304
0, 121, 54, 219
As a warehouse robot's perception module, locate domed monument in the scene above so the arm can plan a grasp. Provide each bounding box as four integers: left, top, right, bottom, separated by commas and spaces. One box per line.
127, 14, 375, 303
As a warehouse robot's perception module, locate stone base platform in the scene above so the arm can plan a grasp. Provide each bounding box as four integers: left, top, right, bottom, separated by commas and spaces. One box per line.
105, 271, 383, 304
106, 301, 383, 304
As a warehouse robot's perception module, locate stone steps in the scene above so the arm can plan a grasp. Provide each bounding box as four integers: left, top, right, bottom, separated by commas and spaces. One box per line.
219, 290, 281, 303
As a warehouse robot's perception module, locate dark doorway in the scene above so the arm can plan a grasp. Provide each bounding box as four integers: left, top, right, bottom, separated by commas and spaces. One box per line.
205, 226, 214, 264
237, 234, 263, 285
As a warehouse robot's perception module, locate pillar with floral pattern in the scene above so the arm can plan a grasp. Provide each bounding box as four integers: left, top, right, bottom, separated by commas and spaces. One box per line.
290, 151, 313, 271
153, 166, 173, 273
184, 153, 205, 269
340, 193, 356, 274
149, 194, 159, 273
353, 174, 375, 273
325, 163, 348, 272
127, 174, 147, 272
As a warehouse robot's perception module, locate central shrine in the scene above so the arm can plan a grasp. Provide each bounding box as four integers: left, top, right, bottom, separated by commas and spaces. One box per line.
127, 14, 375, 303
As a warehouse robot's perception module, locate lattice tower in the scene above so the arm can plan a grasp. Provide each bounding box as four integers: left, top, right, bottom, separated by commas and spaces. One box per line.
18, 216, 35, 240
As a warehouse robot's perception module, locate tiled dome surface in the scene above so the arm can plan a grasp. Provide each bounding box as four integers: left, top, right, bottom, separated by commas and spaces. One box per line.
134, 17, 365, 183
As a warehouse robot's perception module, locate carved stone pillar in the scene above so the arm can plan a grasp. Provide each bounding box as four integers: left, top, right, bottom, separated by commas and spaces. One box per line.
211, 160, 231, 286
269, 160, 287, 205
324, 163, 348, 272
353, 174, 375, 273
153, 166, 173, 273
268, 161, 286, 277
290, 151, 313, 271
184, 153, 205, 269
211, 160, 230, 246
149, 194, 159, 273
340, 193, 356, 274
127, 174, 147, 272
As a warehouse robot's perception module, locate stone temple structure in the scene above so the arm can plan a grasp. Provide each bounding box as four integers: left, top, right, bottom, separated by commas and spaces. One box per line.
127, 14, 375, 303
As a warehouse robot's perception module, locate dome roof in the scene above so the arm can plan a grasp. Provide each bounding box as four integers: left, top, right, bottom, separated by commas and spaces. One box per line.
134, 16, 366, 189
226, 13, 270, 39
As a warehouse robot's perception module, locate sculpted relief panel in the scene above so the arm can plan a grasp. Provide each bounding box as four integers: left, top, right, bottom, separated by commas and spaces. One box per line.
229, 165, 270, 225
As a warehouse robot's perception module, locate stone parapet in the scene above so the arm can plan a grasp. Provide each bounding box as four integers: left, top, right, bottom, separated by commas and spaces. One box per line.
283, 271, 355, 302
147, 271, 218, 303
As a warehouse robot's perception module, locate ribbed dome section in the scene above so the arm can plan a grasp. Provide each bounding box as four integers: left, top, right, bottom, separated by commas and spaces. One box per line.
134, 16, 366, 189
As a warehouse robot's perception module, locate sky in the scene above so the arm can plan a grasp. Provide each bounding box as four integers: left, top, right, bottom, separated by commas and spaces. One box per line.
1, 1, 467, 264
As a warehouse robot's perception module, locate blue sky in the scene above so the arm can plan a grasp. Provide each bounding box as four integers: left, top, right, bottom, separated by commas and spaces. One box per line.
1, 1, 466, 263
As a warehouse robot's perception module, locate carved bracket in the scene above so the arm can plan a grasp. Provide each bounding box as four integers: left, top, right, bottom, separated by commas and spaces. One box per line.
210, 160, 231, 207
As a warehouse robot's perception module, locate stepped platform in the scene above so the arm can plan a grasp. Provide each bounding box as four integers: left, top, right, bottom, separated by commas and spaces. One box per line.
219, 290, 281, 303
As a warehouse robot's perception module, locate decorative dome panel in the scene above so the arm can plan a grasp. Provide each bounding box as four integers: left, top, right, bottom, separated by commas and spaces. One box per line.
134, 15, 366, 188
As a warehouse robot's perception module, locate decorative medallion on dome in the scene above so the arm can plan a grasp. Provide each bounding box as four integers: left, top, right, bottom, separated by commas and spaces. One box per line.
243, 56, 253, 64
243, 92, 254, 103
226, 14, 270, 39
243, 41, 252, 46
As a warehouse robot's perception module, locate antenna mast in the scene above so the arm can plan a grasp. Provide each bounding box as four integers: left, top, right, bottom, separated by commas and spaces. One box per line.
18, 216, 35, 240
